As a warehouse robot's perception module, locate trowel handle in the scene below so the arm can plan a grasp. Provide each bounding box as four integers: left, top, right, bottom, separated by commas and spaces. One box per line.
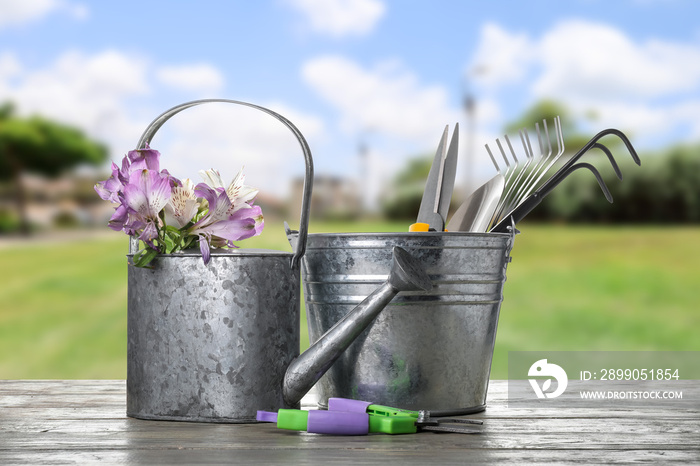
132, 99, 314, 269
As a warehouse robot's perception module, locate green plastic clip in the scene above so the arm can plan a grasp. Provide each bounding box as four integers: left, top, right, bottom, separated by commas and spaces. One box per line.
366, 403, 419, 419
368, 415, 418, 434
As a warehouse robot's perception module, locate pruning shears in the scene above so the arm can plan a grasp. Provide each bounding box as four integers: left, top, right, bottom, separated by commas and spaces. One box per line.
256, 397, 482, 435
409, 124, 459, 232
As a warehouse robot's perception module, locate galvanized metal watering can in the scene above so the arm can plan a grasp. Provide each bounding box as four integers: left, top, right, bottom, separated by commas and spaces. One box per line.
126, 99, 432, 423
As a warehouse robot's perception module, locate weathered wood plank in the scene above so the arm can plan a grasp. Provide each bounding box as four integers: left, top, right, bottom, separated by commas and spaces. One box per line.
1, 448, 697, 465
1, 380, 698, 465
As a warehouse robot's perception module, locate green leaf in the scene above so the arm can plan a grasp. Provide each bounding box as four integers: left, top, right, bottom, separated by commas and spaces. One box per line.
163, 234, 176, 254
132, 248, 159, 268
183, 235, 197, 250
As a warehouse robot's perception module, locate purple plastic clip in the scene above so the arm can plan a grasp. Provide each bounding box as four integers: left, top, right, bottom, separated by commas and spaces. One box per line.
328, 397, 373, 413
256, 411, 278, 423
307, 411, 369, 435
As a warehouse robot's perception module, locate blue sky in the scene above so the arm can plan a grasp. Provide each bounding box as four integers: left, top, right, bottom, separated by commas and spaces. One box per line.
2, 0, 700, 204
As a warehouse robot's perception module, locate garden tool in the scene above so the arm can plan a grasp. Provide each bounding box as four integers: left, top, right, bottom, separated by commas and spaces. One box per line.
410, 123, 459, 232
282, 245, 433, 405
490, 161, 613, 233
545, 128, 640, 189
445, 117, 551, 233
445, 173, 504, 232
256, 397, 482, 435
492, 117, 565, 225
489, 127, 640, 232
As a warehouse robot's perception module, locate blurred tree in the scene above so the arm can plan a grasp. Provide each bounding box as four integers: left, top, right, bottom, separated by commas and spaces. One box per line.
501, 99, 651, 223
380, 156, 432, 220
526, 141, 700, 224
504, 99, 593, 155
0, 102, 108, 234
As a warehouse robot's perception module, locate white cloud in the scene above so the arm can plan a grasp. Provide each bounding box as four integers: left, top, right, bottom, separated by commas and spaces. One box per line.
0, 49, 153, 161
286, 0, 385, 37
147, 100, 324, 198
469, 22, 534, 89
534, 20, 700, 101
302, 55, 460, 144
0, 53, 22, 80
0, 47, 322, 198
156, 64, 224, 94
301, 55, 500, 197
0, 0, 87, 29
469, 19, 700, 147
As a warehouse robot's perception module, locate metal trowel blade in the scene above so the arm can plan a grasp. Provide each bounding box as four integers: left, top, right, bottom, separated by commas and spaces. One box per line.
446, 174, 505, 233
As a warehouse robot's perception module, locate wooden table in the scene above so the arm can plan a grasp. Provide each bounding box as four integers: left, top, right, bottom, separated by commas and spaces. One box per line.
1, 380, 698, 464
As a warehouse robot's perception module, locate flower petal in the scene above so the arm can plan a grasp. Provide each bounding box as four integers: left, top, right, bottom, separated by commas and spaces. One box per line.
147, 172, 172, 216
123, 178, 149, 217
108, 204, 129, 231
139, 221, 159, 245
205, 217, 257, 243
199, 235, 211, 265
199, 168, 225, 189
194, 183, 219, 209
94, 162, 122, 203
124, 169, 172, 219
128, 145, 161, 172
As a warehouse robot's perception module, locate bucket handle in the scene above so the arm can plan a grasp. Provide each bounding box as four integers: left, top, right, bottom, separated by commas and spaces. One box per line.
130, 99, 314, 270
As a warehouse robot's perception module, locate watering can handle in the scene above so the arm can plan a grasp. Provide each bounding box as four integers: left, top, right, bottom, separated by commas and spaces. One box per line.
131, 99, 314, 270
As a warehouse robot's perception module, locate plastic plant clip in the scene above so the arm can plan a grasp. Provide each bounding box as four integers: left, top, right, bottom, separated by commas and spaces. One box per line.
256, 409, 370, 435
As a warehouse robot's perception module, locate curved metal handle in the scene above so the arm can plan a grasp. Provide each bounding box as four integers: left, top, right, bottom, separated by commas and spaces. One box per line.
133, 99, 314, 270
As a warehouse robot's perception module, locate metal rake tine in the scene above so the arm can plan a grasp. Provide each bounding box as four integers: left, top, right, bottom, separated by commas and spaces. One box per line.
491, 130, 533, 227
499, 118, 551, 219
484, 141, 506, 229
539, 161, 612, 202
495, 137, 514, 182
555, 115, 565, 156
524, 127, 534, 160
592, 142, 622, 180
504, 131, 535, 203
504, 134, 519, 165
522, 116, 567, 194
509, 116, 567, 209
485, 143, 501, 174
523, 119, 555, 191
500, 135, 521, 190
491, 135, 520, 223
490, 161, 612, 233
513, 121, 548, 197
548, 128, 638, 188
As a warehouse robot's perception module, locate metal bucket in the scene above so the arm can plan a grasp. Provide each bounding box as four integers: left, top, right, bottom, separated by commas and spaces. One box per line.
126, 99, 313, 423
297, 231, 515, 413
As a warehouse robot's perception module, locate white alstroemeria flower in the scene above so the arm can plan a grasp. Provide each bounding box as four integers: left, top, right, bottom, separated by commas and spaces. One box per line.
199, 167, 259, 214
164, 178, 200, 228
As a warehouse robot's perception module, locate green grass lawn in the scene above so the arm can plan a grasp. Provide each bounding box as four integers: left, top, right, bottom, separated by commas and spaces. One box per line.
1, 222, 698, 379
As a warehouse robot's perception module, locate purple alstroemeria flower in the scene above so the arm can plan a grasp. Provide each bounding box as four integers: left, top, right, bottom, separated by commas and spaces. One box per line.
189, 184, 262, 264
127, 146, 161, 172
122, 169, 172, 247
94, 162, 123, 204
95, 144, 165, 208
96, 146, 264, 267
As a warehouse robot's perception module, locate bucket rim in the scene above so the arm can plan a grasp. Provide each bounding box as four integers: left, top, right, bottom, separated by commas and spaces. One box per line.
305, 231, 512, 239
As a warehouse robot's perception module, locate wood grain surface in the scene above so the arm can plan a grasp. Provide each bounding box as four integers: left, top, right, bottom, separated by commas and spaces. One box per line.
1, 380, 698, 464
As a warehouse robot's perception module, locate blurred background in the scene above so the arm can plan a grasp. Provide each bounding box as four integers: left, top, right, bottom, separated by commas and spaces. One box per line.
1, 0, 698, 379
